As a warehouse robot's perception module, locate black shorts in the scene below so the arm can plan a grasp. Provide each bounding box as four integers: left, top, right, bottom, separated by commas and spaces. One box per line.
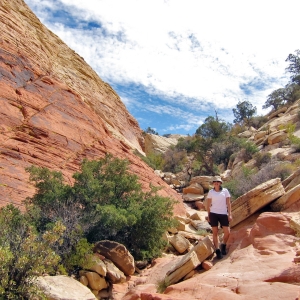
209, 212, 229, 227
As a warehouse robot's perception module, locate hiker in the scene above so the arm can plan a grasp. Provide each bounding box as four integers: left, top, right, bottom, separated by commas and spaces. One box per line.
206, 176, 232, 259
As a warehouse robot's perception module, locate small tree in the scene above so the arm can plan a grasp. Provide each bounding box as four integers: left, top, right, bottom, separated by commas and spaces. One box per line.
285, 49, 300, 79
144, 127, 158, 135
195, 115, 231, 140
0, 205, 61, 299
232, 100, 257, 126
26, 154, 176, 260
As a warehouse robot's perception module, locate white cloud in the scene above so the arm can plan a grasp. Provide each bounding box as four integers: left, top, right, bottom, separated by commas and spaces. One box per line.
25, 0, 299, 114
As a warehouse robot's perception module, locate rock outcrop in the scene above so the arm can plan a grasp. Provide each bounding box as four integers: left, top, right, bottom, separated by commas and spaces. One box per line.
144, 133, 181, 155
35, 275, 96, 300
0, 0, 185, 215
123, 212, 300, 300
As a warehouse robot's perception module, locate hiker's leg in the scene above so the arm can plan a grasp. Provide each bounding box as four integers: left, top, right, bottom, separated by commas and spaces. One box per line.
212, 226, 219, 249
222, 226, 230, 244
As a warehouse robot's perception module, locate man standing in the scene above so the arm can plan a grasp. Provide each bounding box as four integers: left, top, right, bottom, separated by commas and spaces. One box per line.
206, 176, 232, 259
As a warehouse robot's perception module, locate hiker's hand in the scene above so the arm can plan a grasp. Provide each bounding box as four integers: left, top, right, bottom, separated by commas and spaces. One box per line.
228, 215, 232, 222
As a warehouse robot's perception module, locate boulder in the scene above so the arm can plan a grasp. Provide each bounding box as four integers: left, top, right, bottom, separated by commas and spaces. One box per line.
194, 200, 206, 210
282, 168, 300, 190
268, 107, 288, 119
164, 236, 214, 285
34, 275, 96, 300
168, 234, 191, 254
271, 184, 300, 212
254, 130, 267, 140
189, 176, 213, 191
182, 193, 204, 202
84, 271, 108, 291
267, 131, 288, 145
190, 220, 212, 232
144, 133, 179, 154
93, 240, 135, 276
231, 178, 285, 227
84, 254, 107, 277
103, 259, 126, 284
238, 130, 253, 138
182, 183, 204, 195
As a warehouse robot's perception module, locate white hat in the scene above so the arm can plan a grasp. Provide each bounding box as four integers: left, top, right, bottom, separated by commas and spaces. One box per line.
212, 176, 223, 183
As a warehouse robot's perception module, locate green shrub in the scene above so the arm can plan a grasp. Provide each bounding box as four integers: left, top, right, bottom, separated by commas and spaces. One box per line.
254, 152, 272, 168
156, 278, 171, 293
162, 149, 187, 173
26, 154, 176, 261
226, 160, 293, 200
0, 205, 61, 299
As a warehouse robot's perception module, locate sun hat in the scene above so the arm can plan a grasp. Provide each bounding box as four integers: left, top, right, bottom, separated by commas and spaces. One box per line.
212, 176, 223, 183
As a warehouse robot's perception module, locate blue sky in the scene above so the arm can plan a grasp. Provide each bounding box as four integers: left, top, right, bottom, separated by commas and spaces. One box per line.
24, 0, 300, 135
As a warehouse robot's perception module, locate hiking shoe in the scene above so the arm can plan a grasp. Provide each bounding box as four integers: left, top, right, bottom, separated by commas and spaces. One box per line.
220, 243, 227, 255
216, 248, 223, 259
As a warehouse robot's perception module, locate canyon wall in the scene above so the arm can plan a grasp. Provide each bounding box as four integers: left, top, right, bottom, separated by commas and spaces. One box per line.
0, 0, 185, 215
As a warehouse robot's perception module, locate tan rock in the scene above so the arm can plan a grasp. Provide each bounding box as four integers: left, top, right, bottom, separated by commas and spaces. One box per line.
85, 254, 107, 277
182, 183, 204, 195
189, 176, 213, 191
93, 240, 135, 276
177, 231, 203, 241
283, 152, 300, 162
271, 184, 300, 211
267, 131, 288, 145
182, 193, 204, 201
80, 275, 89, 286
183, 269, 196, 280
35, 275, 96, 300
282, 168, 300, 189
168, 234, 191, 254
190, 220, 212, 232
103, 259, 126, 284
165, 236, 214, 285
194, 200, 205, 210
238, 130, 253, 138
144, 133, 179, 155
189, 212, 203, 221
231, 178, 285, 227
268, 107, 288, 119
85, 272, 108, 291
254, 130, 267, 140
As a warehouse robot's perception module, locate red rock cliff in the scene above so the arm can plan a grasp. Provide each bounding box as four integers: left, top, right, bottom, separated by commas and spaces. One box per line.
0, 0, 185, 215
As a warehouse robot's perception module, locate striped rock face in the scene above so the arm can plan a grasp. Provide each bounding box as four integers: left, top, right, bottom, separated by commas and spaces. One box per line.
0, 0, 185, 215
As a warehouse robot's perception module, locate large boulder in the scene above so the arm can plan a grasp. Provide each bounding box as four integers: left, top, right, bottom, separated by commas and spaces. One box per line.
144, 133, 179, 155
231, 178, 285, 227
35, 275, 96, 300
271, 184, 300, 212
93, 241, 135, 276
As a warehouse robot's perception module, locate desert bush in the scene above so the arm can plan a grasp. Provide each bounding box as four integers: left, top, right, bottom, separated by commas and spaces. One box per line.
0, 205, 61, 299
211, 136, 243, 168
134, 149, 164, 170
162, 148, 187, 173
253, 152, 272, 168
238, 139, 259, 162
156, 278, 171, 293
24, 165, 90, 269
250, 115, 269, 129
26, 154, 176, 261
225, 160, 293, 200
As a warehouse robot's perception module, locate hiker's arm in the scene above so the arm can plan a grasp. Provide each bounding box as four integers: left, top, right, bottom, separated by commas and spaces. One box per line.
206, 198, 212, 222
226, 197, 232, 222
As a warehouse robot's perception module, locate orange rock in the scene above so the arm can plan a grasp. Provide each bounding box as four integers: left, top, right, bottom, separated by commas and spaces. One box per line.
0, 0, 185, 216
201, 260, 213, 270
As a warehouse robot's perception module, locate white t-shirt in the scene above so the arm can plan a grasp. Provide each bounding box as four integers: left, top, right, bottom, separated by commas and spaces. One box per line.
207, 188, 231, 214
